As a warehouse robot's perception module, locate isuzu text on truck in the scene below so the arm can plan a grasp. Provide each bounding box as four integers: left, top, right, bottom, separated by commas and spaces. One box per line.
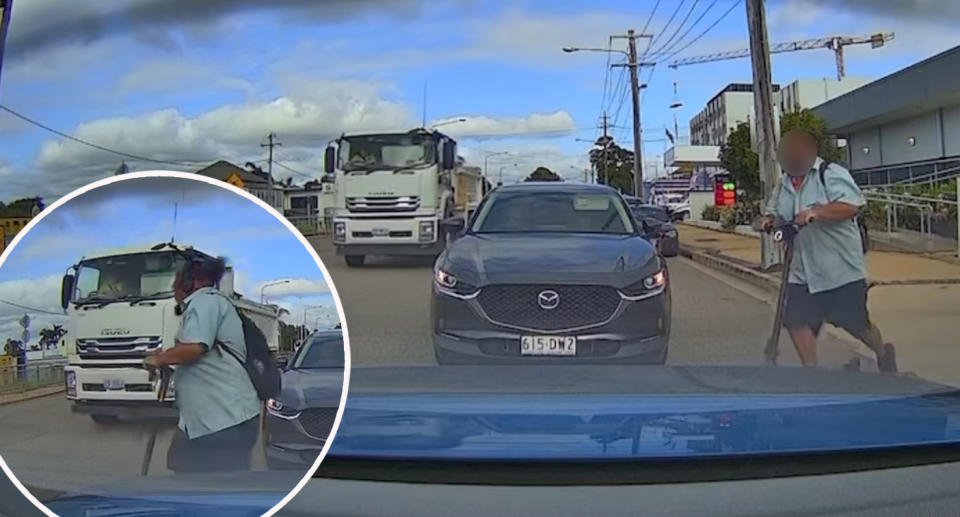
60, 243, 282, 423
324, 128, 484, 267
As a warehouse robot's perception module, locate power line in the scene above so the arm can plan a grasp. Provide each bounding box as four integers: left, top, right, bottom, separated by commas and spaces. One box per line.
639, 0, 663, 43
273, 159, 315, 179
651, 0, 721, 58
0, 298, 64, 316
658, 0, 742, 62
0, 105, 206, 168
647, 0, 687, 52
648, 0, 701, 56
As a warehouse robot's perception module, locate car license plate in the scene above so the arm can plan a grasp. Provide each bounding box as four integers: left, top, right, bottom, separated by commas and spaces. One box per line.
372, 228, 390, 237
520, 336, 577, 356
103, 378, 125, 390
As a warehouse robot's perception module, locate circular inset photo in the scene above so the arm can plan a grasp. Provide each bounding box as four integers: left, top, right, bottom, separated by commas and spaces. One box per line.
0, 172, 350, 517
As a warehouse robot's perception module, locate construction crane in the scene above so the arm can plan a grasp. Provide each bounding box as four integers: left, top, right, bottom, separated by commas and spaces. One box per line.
668, 32, 894, 80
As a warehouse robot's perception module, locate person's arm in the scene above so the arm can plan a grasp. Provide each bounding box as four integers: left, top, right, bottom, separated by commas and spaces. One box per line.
147, 342, 206, 367
145, 296, 219, 368
797, 162, 864, 225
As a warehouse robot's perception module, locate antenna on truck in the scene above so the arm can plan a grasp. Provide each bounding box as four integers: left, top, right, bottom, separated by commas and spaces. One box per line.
421, 79, 428, 129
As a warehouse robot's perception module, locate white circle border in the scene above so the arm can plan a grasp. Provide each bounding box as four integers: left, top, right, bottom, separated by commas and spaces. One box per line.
0, 170, 352, 517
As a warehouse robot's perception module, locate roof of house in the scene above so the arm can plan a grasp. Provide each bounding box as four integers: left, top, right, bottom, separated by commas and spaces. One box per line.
195, 160, 272, 186
0, 198, 42, 218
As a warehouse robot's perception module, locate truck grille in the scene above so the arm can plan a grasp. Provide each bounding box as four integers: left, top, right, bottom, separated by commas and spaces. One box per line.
298, 408, 337, 441
76, 336, 162, 359
477, 285, 621, 331
346, 196, 420, 213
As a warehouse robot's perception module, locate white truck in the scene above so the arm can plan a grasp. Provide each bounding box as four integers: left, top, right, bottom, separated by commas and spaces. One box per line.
59, 243, 283, 423
324, 128, 484, 267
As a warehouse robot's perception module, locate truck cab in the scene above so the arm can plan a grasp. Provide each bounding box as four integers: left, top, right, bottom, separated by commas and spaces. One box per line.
59, 243, 280, 423
325, 128, 476, 267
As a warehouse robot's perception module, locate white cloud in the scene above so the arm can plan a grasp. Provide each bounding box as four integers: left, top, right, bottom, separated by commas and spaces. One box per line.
257, 278, 330, 299
0, 275, 65, 320
117, 59, 255, 96
437, 111, 577, 139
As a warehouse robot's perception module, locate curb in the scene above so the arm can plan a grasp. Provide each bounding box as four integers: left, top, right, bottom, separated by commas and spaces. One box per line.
679, 244, 877, 366
0, 385, 64, 406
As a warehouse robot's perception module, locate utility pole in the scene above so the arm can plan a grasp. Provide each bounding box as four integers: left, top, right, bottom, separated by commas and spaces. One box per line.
0, 0, 14, 101
746, 0, 780, 270
261, 132, 282, 184
601, 111, 609, 185
626, 29, 644, 201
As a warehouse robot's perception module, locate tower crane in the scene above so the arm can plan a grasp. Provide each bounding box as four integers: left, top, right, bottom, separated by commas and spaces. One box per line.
668, 32, 894, 80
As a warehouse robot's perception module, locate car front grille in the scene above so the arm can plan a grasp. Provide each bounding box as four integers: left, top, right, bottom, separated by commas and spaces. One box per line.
298, 408, 338, 440
76, 336, 162, 359
477, 285, 621, 331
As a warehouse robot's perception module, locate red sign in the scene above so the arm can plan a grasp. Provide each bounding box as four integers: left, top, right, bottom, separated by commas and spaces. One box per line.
714, 176, 736, 207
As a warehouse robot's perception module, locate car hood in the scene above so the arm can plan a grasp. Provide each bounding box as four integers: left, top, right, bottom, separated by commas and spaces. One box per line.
278, 368, 344, 411
324, 365, 960, 461
443, 234, 659, 285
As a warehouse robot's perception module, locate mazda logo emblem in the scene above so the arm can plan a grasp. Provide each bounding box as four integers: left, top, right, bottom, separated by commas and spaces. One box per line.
537, 290, 560, 310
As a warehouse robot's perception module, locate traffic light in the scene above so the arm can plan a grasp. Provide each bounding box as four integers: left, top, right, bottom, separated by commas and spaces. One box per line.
714, 175, 737, 207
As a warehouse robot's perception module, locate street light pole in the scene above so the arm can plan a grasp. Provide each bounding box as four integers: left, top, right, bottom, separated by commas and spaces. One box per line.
499, 164, 518, 184
483, 151, 510, 179
260, 279, 291, 303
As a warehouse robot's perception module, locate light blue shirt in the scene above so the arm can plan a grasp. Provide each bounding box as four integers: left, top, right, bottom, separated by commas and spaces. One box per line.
764, 157, 867, 294
173, 287, 261, 439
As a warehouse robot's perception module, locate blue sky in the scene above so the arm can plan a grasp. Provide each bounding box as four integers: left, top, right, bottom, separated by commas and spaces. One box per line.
0, 0, 957, 199
0, 176, 338, 344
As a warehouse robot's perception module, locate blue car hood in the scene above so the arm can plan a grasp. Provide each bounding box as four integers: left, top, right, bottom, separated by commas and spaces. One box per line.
326, 365, 960, 461
278, 368, 344, 411
444, 234, 658, 285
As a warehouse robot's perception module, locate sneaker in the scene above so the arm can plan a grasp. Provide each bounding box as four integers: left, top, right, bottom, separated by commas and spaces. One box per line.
877, 343, 898, 373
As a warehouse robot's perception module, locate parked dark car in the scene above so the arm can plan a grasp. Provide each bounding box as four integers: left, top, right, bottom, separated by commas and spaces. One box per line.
432, 183, 670, 365
630, 204, 679, 257
263, 330, 345, 470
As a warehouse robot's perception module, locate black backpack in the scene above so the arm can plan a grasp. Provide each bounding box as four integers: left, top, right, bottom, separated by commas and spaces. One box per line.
817, 161, 870, 254
199, 292, 281, 401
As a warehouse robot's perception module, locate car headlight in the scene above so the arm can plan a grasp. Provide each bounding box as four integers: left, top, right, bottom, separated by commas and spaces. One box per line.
266, 398, 302, 420
434, 268, 479, 298
333, 221, 346, 242
65, 371, 77, 397
419, 221, 436, 242
621, 269, 668, 299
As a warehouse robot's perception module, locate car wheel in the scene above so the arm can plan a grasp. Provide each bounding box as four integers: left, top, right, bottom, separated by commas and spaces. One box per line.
90, 414, 119, 424
344, 255, 365, 267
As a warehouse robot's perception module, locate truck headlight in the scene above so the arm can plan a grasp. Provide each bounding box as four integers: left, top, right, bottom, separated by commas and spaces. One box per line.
266, 398, 301, 420
65, 371, 77, 397
333, 221, 346, 242
419, 221, 435, 242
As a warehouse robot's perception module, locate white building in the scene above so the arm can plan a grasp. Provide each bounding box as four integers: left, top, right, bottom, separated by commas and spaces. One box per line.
777, 77, 873, 115
690, 83, 782, 146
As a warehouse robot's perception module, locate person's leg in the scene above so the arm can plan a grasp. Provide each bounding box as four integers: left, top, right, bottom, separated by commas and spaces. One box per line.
825, 280, 897, 373
781, 284, 823, 367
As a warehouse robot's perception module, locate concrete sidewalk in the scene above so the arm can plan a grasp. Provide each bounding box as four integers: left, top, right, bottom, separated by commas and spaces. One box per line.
679, 222, 960, 387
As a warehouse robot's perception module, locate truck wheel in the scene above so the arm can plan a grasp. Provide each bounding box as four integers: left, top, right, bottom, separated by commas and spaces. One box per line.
344, 255, 365, 268
90, 414, 119, 424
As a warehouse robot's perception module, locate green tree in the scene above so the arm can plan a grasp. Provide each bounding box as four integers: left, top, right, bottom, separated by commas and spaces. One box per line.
718, 122, 761, 201
588, 139, 635, 194
524, 167, 563, 182
780, 109, 844, 163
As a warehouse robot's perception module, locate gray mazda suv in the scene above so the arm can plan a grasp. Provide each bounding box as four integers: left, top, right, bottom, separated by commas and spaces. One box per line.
431, 182, 671, 364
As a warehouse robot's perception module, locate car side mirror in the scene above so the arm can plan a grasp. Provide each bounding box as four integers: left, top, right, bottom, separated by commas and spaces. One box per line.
441, 142, 456, 170
60, 274, 74, 310
642, 219, 663, 237
324, 146, 336, 173
441, 217, 467, 238
276, 356, 289, 370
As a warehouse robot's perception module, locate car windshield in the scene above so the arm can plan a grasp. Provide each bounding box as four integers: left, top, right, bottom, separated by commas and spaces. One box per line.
293, 333, 345, 369
339, 133, 437, 172
471, 191, 634, 234
73, 252, 187, 303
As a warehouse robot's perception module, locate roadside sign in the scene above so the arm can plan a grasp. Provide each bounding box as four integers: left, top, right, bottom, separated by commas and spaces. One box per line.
21, 329, 29, 344
19, 313, 29, 329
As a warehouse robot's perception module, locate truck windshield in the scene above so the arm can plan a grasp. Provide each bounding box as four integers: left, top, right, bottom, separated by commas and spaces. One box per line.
73, 252, 187, 304
339, 133, 437, 172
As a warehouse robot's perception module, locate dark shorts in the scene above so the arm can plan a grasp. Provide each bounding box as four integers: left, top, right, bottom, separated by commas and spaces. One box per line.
782, 280, 871, 336
166, 416, 259, 473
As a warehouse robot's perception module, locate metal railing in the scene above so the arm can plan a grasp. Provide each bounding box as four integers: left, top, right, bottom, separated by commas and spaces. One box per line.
286, 215, 331, 237
0, 362, 65, 396
863, 193, 936, 235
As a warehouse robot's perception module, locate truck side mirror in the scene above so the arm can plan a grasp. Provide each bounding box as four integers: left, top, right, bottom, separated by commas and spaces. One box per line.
60, 274, 74, 309
441, 142, 456, 170
324, 147, 336, 173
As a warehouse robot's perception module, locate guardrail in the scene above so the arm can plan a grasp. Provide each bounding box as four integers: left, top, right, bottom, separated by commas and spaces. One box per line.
287, 215, 331, 237
0, 362, 65, 396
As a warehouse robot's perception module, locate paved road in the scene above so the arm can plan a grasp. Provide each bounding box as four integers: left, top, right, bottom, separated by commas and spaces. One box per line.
310, 237, 859, 368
